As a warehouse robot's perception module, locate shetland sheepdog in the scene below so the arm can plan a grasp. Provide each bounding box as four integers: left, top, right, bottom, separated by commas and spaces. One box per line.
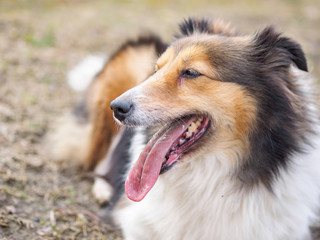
48, 35, 166, 204
108, 19, 320, 239
51, 18, 320, 239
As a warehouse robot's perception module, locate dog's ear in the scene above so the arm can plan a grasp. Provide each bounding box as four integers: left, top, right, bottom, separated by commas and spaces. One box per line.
252, 26, 308, 72
176, 18, 236, 38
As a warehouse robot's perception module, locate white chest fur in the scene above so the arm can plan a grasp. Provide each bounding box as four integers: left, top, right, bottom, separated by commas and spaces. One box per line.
115, 127, 320, 240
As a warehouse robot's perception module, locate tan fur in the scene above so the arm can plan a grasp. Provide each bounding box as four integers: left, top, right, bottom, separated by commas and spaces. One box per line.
136, 43, 257, 165
209, 19, 236, 36
84, 44, 158, 170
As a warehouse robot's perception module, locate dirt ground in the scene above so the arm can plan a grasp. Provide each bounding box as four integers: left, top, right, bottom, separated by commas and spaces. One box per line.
0, 0, 320, 239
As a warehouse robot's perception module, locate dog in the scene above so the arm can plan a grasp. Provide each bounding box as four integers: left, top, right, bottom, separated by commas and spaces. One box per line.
107, 18, 320, 239
50, 18, 320, 239
48, 35, 167, 204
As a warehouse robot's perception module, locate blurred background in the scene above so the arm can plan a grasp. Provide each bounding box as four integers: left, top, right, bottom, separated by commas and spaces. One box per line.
0, 0, 319, 239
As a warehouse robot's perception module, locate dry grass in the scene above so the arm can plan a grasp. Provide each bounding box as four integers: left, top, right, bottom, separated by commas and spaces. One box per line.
0, 0, 320, 239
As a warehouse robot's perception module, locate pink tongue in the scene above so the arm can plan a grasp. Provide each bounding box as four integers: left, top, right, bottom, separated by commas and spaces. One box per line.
125, 118, 195, 202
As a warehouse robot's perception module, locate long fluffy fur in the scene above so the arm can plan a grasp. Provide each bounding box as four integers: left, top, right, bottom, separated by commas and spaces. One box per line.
110, 19, 320, 240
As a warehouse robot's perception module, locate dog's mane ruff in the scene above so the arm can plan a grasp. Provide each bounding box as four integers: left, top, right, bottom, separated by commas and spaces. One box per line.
176, 17, 236, 38
237, 27, 314, 190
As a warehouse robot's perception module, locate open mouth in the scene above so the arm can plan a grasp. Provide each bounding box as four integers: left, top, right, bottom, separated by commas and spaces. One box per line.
125, 115, 211, 202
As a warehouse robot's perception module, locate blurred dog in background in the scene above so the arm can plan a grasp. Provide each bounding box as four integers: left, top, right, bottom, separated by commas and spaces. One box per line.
48, 35, 166, 205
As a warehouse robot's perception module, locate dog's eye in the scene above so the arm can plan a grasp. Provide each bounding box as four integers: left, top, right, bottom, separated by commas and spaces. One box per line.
181, 69, 201, 79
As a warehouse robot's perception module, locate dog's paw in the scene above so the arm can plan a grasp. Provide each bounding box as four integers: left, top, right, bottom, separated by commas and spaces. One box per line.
92, 178, 113, 206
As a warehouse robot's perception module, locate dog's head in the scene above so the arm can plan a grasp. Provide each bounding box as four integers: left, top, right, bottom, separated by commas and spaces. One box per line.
111, 18, 310, 201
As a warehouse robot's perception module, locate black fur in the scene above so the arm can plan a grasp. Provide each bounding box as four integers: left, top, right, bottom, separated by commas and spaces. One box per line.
177, 18, 211, 37
176, 17, 235, 38
239, 27, 310, 189
103, 128, 134, 210
109, 35, 167, 61
252, 26, 308, 72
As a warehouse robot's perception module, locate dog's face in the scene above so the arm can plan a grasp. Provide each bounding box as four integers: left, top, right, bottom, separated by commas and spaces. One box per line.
111, 19, 309, 201
112, 35, 257, 160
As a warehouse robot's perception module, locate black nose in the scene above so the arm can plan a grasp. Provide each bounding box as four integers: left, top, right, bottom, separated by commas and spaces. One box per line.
110, 99, 134, 121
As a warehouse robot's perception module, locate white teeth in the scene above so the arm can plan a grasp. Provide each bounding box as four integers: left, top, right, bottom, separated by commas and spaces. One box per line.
188, 122, 197, 132
171, 147, 176, 151
176, 117, 204, 147
179, 138, 185, 145
185, 131, 192, 138
187, 117, 203, 133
